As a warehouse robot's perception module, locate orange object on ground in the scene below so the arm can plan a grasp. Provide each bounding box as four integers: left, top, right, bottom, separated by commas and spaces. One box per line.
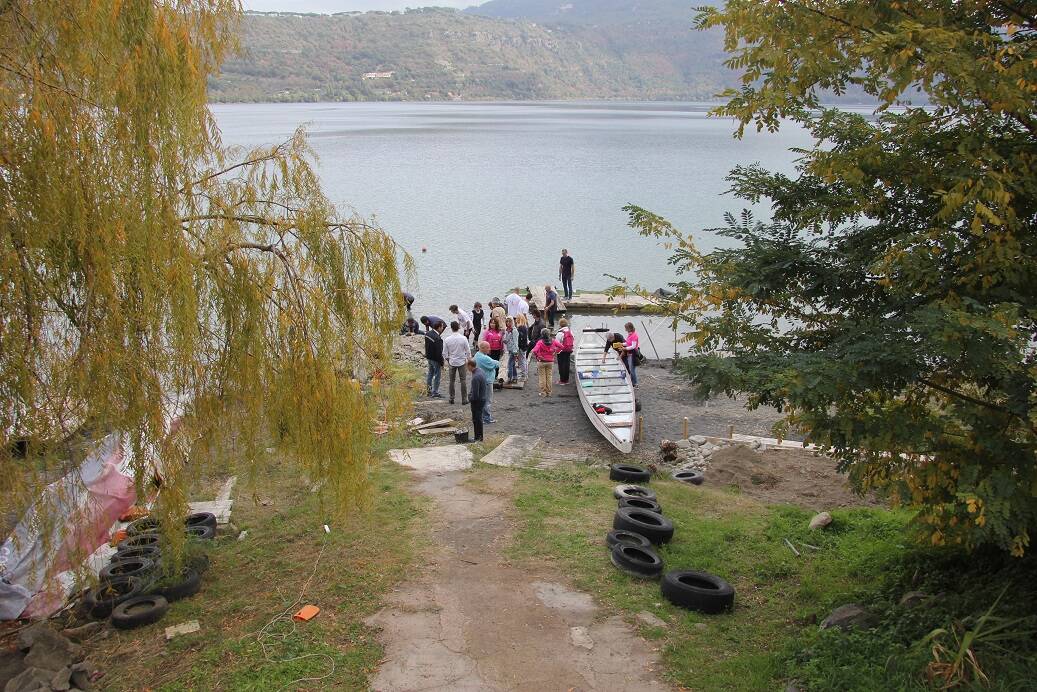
110, 529, 128, 546
118, 505, 148, 522
292, 605, 320, 622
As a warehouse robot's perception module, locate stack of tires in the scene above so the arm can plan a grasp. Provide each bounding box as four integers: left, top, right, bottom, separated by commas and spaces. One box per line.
606, 464, 735, 615
83, 512, 215, 630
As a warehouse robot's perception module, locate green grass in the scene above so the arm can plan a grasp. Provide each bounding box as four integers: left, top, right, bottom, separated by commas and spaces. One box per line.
501, 464, 1037, 691
90, 442, 429, 691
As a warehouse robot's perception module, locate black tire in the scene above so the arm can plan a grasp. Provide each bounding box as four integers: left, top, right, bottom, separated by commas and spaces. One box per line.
635, 401, 642, 412
613, 484, 657, 501
84, 576, 142, 619
188, 553, 211, 574
117, 533, 161, 551
609, 463, 650, 483
613, 507, 674, 544
609, 544, 664, 579
153, 568, 201, 602
111, 595, 169, 630
184, 512, 217, 530
661, 570, 735, 614
126, 517, 161, 536
113, 545, 161, 563
185, 524, 215, 540
673, 470, 704, 486
618, 496, 662, 513
605, 530, 652, 551
99, 557, 157, 582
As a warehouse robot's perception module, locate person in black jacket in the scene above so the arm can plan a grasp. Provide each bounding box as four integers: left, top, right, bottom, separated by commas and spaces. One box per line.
424, 322, 445, 398
467, 359, 487, 442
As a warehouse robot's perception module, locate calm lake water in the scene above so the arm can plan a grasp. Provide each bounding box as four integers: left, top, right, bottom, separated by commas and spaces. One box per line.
211, 101, 814, 353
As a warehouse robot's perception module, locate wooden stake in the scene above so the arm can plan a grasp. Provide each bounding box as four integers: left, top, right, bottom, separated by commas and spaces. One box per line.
682, 417, 689, 439
638, 415, 644, 442
727, 424, 734, 439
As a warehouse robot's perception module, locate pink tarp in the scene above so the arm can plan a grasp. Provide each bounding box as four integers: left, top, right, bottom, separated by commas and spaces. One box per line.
0, 434, 137, 620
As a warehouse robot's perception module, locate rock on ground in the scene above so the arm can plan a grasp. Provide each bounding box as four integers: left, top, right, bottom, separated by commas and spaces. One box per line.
809, 511, 833, 530
819, 604, 877, 631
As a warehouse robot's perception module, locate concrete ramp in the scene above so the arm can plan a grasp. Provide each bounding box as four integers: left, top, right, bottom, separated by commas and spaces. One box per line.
389, 445, 473, 473
481, 435, 541, 468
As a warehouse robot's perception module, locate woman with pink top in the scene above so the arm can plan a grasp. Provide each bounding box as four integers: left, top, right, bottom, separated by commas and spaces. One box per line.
622, 322, 640, 386
484, 319, 505, 365
530, 327, 559, 397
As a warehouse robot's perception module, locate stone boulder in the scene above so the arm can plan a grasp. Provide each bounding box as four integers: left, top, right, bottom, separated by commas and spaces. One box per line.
809, 511, 833, 530
819, 604, 876, 632
899, 591, 931, 608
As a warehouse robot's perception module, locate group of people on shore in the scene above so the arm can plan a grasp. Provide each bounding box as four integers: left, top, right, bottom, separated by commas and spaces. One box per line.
401, 249, 638, 441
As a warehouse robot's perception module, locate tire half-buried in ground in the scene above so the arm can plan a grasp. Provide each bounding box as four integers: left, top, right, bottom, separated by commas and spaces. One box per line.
84, 576, 143, 619
185, 524, 215, 540
673, 470, 704, 486
99, 557, 157, 582
152, 567, 201, 602
661, 570, 735, 614
605, 529, 652, 551
613, 508, 674, 544
613, 484, 657, 501
609, 544, 664, 579
185, 512, 217, 530
609, 463, 651, 483
618, 497, 663, 513
111, 595, 169, 629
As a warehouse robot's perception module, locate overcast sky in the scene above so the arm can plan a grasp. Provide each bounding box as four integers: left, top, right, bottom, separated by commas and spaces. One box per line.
242, 0, 477, 11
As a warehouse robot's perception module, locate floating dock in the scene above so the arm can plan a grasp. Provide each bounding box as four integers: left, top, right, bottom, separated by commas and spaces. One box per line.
527, 284, 566, 314
564, 292, 655, 312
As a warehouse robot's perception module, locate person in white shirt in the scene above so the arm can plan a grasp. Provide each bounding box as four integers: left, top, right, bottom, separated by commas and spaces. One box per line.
449, 304, 473, 340
443, 320, 473, 405
505, 290, 525, 318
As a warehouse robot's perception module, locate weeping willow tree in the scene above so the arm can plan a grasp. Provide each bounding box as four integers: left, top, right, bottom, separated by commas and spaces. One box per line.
0, 0, 410, 593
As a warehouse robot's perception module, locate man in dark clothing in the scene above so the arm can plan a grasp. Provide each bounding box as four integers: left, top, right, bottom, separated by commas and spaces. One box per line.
467, 359, 487, 442
558, 250, 575, 300
420, 315, 446, 331
543, 284, 559, 327
526, 310, 545, 359
424, 322, 445, 398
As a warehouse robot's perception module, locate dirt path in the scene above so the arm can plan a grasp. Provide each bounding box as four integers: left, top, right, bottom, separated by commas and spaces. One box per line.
366, 461, 669, 691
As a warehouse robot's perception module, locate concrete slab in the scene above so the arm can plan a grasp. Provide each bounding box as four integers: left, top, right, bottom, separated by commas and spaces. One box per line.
188, 500, 233, 525
480, 435, 541, 468
389, 445, 473, 473
565, 292, 654, 312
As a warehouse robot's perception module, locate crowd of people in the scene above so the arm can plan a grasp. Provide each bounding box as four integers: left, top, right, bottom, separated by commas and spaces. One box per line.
402, 249, 642, 441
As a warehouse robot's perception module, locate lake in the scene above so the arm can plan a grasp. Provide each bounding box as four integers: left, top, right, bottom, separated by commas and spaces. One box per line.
211, 101, 814, 354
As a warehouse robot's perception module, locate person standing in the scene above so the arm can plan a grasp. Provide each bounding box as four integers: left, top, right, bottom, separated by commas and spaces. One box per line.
474, 341, 498, 423
623, 322, 640, 387
505, 289, 522, 318
484, 319, 504, 365
471, 302, 484, 343
515, 313, 530, 381
503, 317, 520, 384
450, 305, 473, 341
526, 310, 545, 360
489, 299, 507, 331
467, 359, 487, 442
443, 321, 471, 405
554, 318, 574, 385
543, 284, 559, 327
530, 328, 559, 397
424, 321, 445, 398
559, 249, 575, 300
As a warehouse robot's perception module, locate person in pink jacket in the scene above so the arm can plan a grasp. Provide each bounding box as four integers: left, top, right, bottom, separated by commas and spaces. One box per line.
530, 327, 559, 397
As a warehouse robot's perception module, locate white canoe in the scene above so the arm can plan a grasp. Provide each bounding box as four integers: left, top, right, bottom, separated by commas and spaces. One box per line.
574, 330, 636, 453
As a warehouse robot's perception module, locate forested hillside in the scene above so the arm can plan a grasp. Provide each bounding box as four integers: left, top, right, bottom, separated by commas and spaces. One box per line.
209, 5, 735, 102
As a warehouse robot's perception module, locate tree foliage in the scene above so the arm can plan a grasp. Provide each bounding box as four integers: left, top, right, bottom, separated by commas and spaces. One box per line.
1, 0, 408, 578
625, 1, 1037, 554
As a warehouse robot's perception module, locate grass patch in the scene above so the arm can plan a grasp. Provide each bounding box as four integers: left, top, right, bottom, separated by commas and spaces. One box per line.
90, 445, 428, 691
506, 464, 1037, 691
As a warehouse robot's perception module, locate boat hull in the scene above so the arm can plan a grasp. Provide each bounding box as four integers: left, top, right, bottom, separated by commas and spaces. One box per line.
574, 331, 636, 453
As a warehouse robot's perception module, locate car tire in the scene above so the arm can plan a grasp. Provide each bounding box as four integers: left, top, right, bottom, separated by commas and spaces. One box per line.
84, 576, 142, 619
99, 557, 157, 582
613, 507, 674, 544
184, 512, 217, 530
609, 544, 664, 579
661, 570, 735, 614
618, 496, 663, 513
185, 524, 215, 540
126, 516, 161, 536
609, 463, 651, 483
673, 470, 704, 486
111, 595, 169, 630
606, 529, 652, 551
117, 533, 161, 551
113, 545, 161, 563
153, 568, 201, 602
613, 484, 657, 501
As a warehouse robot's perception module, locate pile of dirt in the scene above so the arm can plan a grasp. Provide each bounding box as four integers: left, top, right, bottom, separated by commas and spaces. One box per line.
706, 445, 879, 510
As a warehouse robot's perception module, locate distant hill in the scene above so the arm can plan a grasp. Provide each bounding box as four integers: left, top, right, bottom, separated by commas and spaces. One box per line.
209, 4, 739, 102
